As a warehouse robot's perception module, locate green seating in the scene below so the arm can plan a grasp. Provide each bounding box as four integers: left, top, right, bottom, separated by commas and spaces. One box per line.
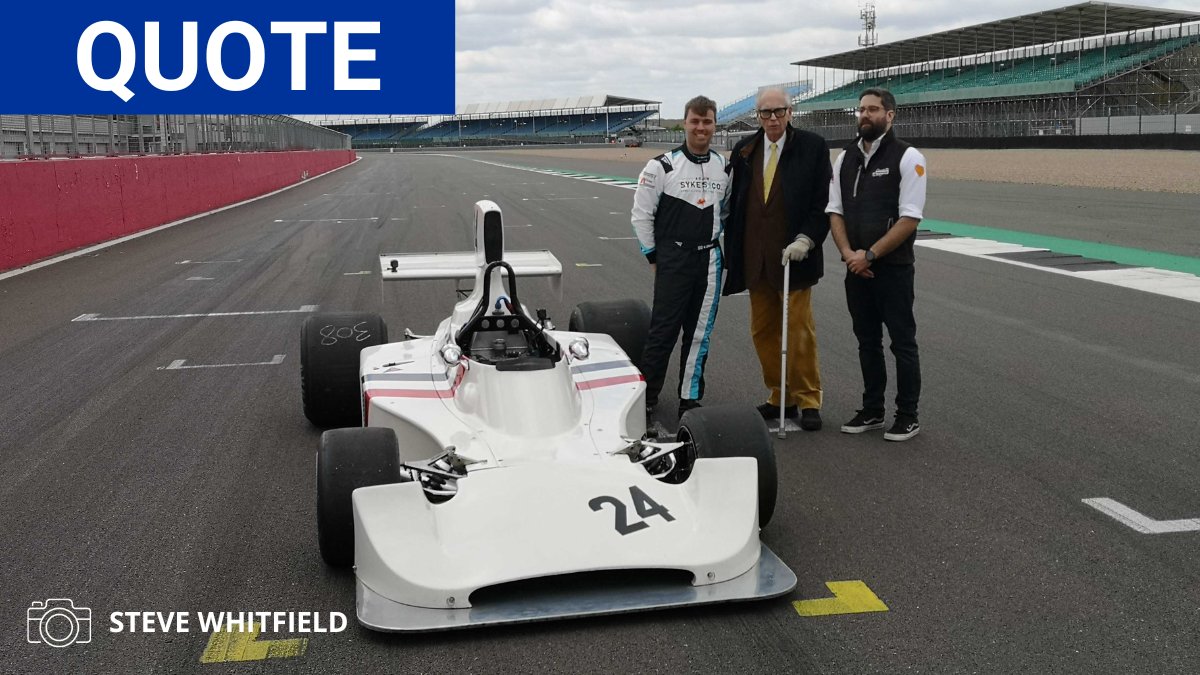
798, 36, 1199, 111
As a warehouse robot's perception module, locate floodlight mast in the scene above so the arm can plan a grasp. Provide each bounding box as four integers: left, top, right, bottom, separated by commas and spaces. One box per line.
859, 2, 878, 49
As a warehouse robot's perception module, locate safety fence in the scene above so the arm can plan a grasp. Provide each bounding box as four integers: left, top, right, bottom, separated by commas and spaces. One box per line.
0, 114, 349, 159
1, 149, 356, 272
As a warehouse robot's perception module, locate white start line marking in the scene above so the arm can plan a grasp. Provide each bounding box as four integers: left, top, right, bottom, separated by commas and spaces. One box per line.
159, 354, 286, 370
73, 306, 318, 322
273, 218, 380, 223
1083, 498, 1200, 534
175, 260, 242, 265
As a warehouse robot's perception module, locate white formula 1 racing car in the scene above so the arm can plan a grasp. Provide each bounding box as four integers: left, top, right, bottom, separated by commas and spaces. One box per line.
300, 200, 796, 632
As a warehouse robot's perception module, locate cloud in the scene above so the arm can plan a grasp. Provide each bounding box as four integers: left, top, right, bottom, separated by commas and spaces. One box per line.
456, 0, 860, 114
455, 0, 550, 16
450, 0, 1200, 118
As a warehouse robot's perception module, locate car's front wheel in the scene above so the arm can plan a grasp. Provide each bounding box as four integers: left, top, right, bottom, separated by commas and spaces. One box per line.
316, 427, 401, 568
678, 405, 777, 527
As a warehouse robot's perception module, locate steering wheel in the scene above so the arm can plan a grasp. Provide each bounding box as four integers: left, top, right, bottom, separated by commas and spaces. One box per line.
455, 261, 543, 353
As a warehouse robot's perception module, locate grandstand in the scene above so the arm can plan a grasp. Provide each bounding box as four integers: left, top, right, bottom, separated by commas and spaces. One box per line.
790, 2, 1200, 143
325, 117, 426, 149
717, 81, 813, 125
311, 95, 659, 149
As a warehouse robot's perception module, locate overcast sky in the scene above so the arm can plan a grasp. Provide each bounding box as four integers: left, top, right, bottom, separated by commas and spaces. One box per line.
455, 0, 1198, 117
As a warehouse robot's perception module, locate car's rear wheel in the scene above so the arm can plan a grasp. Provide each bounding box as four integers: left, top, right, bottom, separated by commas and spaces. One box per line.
301, 312, 388, 428
317, 427, 402, 568
568, 299, 651, 366
678, 405, 777, 527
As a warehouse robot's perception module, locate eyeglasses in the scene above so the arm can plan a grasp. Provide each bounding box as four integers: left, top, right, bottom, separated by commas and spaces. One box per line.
857, 105, 886, 115
757, 107, 790, 119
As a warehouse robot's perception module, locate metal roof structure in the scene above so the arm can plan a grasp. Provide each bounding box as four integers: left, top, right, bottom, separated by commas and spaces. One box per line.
298, 95, 660, 126
792, 2, 1200, 71
455, 94, 659, 116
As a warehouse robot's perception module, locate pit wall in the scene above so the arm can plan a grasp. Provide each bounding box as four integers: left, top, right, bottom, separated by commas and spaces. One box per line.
0, 150, 356, 272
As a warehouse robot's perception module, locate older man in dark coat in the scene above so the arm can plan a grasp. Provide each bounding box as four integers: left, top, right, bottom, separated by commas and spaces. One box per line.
723, 88, 832, 430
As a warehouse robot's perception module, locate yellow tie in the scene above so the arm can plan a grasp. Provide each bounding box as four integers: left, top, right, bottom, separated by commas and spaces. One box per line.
764, 142, 778, 201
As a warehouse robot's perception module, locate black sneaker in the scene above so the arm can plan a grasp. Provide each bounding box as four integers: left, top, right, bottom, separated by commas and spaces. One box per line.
884, 415, 920, 441
800, 408, 822, 431
840, 410, 885, 434
678, 399, 702, 420
757, 402, 798, 421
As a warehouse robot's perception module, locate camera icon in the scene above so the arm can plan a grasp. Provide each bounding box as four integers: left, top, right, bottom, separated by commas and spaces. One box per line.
27, 599, 91, 648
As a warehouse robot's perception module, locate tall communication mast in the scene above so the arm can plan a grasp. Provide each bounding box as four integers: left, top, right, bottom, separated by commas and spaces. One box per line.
858, 2, 878, 48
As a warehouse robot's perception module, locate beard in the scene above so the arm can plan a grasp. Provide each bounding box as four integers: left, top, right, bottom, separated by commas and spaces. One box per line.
858, 120, 884, 142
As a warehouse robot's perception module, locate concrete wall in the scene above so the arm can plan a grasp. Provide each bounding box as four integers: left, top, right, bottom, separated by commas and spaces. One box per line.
0, 150, 355, 272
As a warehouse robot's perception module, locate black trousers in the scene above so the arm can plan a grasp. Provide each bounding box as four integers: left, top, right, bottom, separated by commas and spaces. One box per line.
844, 263, 921, 418
641, 244, 723, 405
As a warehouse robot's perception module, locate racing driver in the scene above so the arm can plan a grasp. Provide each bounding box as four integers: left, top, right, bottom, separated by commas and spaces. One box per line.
631, 95, 732, 421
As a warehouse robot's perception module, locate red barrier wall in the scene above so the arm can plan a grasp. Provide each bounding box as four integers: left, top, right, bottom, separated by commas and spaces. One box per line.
0, 150, 355, 272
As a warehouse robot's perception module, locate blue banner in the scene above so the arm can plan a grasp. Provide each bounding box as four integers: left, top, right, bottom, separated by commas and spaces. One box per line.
0, 3, 454, 113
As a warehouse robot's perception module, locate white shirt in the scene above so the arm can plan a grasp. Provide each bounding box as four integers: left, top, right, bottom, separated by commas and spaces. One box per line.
826, 137, 927, 220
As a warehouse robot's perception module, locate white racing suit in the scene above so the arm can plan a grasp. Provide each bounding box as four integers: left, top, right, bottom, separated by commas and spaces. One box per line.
631, 145, 731, 406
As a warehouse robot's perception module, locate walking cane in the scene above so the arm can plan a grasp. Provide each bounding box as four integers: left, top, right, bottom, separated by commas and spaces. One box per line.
777, 260, 790, 440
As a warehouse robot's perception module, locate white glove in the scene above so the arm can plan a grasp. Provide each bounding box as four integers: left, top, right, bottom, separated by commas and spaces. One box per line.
782, 236, 814, 265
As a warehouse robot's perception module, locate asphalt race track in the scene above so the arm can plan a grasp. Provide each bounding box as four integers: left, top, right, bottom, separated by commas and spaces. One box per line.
1, 151, 1198, 673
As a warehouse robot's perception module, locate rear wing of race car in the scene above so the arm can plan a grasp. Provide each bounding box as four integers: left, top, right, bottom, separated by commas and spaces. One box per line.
378, 200, 562, 297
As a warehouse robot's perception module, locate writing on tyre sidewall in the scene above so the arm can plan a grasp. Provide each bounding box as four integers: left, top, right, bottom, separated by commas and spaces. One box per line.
319, 322, 371, 346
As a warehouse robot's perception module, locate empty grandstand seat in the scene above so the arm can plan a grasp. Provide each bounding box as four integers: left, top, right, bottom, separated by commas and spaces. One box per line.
797, 35, 1199, 110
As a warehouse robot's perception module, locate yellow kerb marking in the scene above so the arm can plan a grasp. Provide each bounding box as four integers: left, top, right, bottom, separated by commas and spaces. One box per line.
199, 623, 308, 663
793, 580, 889, 617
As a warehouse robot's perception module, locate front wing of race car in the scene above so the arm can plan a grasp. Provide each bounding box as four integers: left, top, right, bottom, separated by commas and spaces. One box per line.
353, 457, 797, 631
356, 543, 793, 632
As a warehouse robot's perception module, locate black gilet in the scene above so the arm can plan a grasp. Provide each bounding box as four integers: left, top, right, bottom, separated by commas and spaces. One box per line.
837, 130, 915, 265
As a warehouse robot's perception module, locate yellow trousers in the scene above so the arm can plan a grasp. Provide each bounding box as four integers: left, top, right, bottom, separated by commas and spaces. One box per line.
749, 283, 822, 409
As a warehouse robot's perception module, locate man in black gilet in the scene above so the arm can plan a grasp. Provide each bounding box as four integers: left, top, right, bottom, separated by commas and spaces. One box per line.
826, 89, 927, 442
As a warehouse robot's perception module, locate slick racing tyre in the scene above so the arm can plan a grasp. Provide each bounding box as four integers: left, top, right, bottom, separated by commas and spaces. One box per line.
678, 405, 777, 527
317, 427, 401, 568
568, 299, 651, 366
301, 312, 388, 428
